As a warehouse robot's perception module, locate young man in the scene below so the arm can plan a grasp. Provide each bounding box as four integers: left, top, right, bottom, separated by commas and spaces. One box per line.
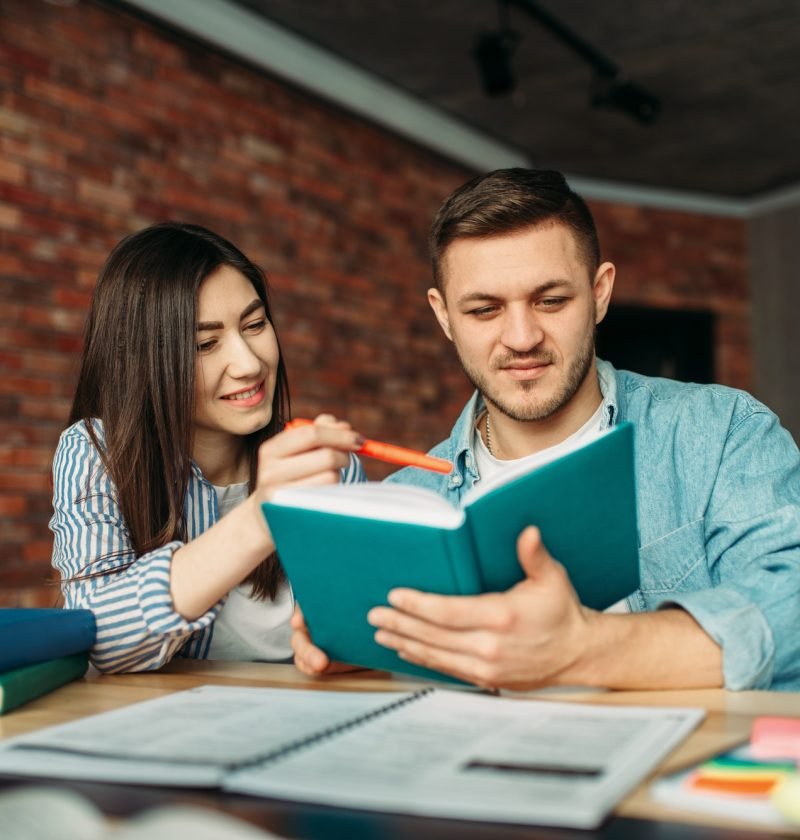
292, 168, 800, 691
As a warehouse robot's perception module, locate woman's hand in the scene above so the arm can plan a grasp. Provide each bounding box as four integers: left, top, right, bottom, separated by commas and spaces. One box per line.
291, 606, 365, 676
254, 414, 363, 504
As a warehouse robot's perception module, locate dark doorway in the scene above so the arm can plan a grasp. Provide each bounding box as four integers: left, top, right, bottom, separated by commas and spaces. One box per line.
596, 305, 715, 383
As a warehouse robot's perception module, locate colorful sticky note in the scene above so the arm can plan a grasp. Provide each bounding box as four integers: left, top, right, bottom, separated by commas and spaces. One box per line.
772, 774, 800, 826
751, 717, 800, 762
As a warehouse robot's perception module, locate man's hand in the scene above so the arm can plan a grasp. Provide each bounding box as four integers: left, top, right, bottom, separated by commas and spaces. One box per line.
367, 527, 596, 690
290, 606, 364, 677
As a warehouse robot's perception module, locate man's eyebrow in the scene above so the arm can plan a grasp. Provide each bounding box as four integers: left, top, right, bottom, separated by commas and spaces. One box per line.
456, 279, 576, 306
196, 299, 265, 331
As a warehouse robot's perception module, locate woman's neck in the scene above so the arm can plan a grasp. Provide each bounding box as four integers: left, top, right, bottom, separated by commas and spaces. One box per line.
192, 430, 249, 486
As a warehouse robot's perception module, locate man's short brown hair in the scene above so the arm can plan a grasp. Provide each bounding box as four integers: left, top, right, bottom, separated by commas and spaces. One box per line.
430, 168, 601, 291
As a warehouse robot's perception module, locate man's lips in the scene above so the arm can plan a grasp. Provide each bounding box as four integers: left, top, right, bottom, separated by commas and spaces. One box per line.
498, 362, 551, 381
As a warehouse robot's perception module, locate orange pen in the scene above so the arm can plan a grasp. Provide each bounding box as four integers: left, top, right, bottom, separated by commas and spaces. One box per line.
285, 418, 452, 474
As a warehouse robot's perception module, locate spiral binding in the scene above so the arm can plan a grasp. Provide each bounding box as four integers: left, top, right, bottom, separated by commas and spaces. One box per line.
229, 687, 435, 772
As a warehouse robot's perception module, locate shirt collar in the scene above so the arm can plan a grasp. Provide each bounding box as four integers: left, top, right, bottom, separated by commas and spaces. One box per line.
450, 357, 620, 486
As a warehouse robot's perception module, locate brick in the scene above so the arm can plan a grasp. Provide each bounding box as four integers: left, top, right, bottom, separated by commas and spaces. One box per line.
0, 106, 31, 136
0, 496, 27, 516
0, 158, 25, 185
77, 179, 134, 213
0, 203, 22, 230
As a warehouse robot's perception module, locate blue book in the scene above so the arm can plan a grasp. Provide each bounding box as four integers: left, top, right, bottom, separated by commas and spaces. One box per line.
0, 608, 96, 673
262, 422, 639, 682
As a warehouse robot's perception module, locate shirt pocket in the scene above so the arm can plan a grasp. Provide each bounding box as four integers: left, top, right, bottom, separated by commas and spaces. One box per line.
637, 518, 709, 595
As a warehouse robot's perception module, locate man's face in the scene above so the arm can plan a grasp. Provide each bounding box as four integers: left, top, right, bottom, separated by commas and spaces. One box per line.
428, 223, 614, 423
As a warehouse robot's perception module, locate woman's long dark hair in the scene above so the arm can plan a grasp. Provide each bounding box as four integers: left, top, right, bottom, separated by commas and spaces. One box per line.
69, 222, 290, 600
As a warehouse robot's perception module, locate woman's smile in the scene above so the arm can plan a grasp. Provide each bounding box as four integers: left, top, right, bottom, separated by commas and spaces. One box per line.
221, 381, 267, 407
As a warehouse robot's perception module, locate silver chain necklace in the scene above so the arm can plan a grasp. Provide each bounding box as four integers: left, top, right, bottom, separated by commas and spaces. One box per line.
484, 412, 494, 456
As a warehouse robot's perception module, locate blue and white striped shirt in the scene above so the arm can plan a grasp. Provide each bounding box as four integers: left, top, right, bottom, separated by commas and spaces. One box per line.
49, 419, 364, 673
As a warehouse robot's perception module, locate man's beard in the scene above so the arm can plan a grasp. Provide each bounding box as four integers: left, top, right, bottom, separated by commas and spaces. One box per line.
456, 324, 597, 423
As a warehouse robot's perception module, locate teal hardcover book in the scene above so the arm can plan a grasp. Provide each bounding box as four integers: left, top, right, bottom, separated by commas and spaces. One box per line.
0, 608, 96, 672
0, 652, 89, 714
262, 422, 639, 682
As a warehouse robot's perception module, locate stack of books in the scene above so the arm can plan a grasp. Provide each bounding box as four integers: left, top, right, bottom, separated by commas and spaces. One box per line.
0, 608, 96, 714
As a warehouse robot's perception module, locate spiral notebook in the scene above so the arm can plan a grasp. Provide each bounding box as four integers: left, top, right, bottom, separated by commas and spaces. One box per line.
0, 685, 703, 829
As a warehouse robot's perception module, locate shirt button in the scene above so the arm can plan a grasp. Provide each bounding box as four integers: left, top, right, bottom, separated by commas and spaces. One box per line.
451, 475, 463, 487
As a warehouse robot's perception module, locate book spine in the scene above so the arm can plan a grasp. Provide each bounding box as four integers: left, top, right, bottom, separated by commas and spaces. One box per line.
0, 653, 89, 715
0, 610, 96, 672
446, 524, 483, 594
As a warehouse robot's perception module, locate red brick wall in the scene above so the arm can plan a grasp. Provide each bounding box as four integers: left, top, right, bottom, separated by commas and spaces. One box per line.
0, 0, 749, 606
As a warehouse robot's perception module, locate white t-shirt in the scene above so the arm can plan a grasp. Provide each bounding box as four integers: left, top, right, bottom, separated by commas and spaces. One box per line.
206, 482, 294, 661
473, 404, 630, 614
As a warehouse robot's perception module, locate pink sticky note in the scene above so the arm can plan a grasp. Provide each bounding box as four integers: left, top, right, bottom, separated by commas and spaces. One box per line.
751, 717, 800, 761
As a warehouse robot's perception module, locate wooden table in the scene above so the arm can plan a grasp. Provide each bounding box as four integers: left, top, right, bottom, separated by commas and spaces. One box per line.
1, 660, 797, 838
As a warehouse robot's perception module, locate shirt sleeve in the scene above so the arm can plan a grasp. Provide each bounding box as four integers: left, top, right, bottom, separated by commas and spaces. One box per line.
341, 452, 366, 484
656, 405, 800, 690
49, 425, 221, 673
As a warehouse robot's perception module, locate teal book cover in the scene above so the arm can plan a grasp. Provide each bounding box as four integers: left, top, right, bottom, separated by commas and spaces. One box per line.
0, 652, 89, 714
263, 422, 639, 682
0, 608, 96, 672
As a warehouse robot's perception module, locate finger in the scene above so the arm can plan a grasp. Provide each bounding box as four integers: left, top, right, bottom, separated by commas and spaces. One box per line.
259, 447, 350, 485
263, 424, 363, 458
383, 588, 511, 631
312, 414, 353, 430
291, 626, 331, 674
383, 634, 491, 687
370, 608, 493, 657
516, 526, 558, 581
273, 470, 343, 490
290, 605, 305, 630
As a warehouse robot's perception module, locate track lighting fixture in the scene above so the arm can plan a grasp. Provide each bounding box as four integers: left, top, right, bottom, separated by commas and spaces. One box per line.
474, 0, 661, 125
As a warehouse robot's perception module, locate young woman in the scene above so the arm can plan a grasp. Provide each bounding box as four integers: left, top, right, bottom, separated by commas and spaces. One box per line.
50, 222, 364, 673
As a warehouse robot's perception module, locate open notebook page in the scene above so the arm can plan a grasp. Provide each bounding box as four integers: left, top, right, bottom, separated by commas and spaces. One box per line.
269, 482, 464, 528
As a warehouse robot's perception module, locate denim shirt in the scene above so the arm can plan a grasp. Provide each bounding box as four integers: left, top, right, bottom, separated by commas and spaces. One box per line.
386, 359, 800, 691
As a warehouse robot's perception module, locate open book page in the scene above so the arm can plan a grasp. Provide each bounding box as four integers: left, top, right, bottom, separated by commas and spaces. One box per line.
0, 686, 409, 786
269, 482, 464, 528
229, 690, 705, 829
0, 786, 280, 840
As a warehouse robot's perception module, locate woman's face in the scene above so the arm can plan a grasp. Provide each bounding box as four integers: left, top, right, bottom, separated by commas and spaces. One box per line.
193, 265, 279, 441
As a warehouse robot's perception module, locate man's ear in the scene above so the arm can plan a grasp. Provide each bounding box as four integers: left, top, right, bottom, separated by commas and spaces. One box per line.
427, 287, 453, 341
592, 262, 615, 325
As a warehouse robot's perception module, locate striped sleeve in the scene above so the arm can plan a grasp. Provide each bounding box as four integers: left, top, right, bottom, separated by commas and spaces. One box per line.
49, 423, 220, 673
342, 453, 366, 484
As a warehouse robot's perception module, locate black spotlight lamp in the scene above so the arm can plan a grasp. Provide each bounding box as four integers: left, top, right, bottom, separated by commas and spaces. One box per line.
591, 74, 661, 125
473, 28, 520, 96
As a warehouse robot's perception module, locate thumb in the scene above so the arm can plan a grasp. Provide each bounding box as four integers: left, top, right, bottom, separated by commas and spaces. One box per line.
516, 526, 556, 581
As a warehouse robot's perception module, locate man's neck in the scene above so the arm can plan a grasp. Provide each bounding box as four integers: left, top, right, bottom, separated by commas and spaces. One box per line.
484, 365, 604, 460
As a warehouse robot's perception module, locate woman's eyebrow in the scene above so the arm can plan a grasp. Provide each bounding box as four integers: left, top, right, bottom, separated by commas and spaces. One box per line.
196, 299, 265, 331
239, 299, 265, 320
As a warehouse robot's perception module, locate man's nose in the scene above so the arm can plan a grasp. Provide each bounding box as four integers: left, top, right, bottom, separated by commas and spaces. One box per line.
500, 307, 545, 352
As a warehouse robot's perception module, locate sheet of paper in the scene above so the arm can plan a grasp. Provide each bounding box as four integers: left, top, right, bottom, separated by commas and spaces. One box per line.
271, 482, 463, 527
0, 686, 408, 785
228, 691, 704, 829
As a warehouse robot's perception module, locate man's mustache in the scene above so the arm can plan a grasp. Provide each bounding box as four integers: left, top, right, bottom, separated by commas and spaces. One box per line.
493, 351, 556, 369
